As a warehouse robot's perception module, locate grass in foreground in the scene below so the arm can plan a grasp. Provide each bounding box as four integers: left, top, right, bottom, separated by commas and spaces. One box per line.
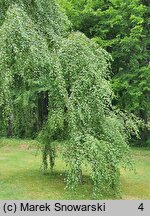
0, 138, 150, 199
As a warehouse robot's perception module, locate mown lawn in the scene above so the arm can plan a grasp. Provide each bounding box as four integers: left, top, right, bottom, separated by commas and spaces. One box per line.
0, 138, 150, 200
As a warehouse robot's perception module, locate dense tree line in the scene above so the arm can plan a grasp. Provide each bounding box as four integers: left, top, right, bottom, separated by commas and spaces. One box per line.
57, 0, 150, 146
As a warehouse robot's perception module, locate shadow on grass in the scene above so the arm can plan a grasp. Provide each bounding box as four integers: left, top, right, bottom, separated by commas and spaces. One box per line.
0, 166, 117, 199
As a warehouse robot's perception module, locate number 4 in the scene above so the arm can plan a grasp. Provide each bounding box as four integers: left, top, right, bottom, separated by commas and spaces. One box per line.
138, 203, 144, 211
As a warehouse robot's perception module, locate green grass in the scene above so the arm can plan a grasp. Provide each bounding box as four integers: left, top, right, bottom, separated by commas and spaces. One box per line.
0, 138, 150, 200
121, 147, 150, 200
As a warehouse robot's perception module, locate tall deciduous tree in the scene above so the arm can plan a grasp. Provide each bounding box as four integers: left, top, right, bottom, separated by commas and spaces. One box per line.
0, 0, 139, 197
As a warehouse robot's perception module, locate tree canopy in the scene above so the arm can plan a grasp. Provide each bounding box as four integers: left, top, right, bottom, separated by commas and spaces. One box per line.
57, 0, 150, 145
0, 0, 70, 136
0, 0, 140, 196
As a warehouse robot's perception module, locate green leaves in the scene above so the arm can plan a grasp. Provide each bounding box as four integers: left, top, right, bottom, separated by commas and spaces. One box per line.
60, 0, 149, 145
0, 0, 68, 137
0, 0, 141, 197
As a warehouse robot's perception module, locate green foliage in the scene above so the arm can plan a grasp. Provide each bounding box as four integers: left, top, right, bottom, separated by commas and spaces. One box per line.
58, 0, 150, 145
38, 32, 140, 197
0, 0, 70, 137
0, 0, 140, 197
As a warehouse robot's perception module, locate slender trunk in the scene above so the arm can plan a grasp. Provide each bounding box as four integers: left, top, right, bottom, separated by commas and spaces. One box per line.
7, 113, 13, 137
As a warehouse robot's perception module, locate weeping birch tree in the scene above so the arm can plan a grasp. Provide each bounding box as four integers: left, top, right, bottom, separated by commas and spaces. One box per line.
0, 0, 139, 197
